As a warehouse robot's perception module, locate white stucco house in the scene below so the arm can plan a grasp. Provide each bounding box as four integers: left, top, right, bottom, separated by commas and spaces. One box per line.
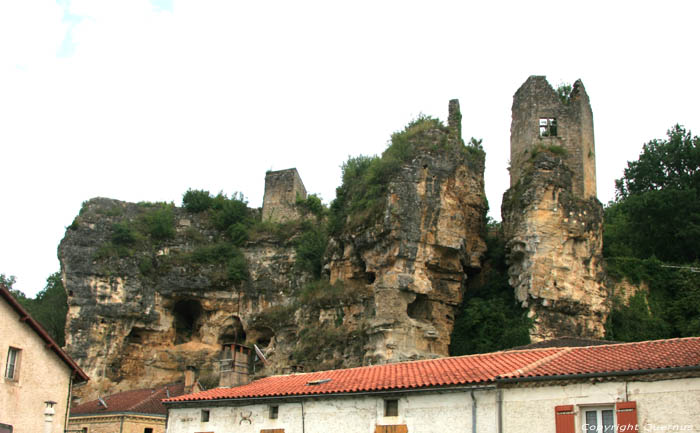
1, 285, 89, 433
163, 337, 700, 433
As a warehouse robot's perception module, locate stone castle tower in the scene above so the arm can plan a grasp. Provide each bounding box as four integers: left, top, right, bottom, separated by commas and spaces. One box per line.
261, 168, 307, 222
510, 76, 596, 199
502, 76, 608, 341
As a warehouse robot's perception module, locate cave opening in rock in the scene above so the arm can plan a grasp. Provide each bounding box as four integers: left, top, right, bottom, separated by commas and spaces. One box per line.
365, 271, 376, 284
126, 327, 145, 345
219, 316, 246, 345
407, 293, 432, 321
249, 326, 274, 348
173, 299, 203, 344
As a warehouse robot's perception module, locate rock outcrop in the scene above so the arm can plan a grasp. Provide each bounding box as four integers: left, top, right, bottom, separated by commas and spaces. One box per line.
59, 100, 487, 399
328, 101, 488, 363
502, 76, 609, 341
502, 153, 607, 340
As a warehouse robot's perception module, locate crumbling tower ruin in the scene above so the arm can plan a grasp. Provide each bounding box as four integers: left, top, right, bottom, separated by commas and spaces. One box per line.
262, 168, 307, 222
509, 76, 596, 198
502, 76, 608, 341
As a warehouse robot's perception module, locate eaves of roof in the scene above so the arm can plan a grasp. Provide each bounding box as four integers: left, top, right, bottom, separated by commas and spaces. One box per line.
0, 284, 89, 383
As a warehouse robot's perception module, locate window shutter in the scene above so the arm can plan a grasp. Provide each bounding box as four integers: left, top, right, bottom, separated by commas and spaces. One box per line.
616, 401, 638, 431
555, 405, 575, 433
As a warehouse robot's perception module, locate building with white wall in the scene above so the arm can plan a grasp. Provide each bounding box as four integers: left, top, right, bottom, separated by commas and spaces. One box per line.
1, 285, 89, 433
163, 337, 700, 433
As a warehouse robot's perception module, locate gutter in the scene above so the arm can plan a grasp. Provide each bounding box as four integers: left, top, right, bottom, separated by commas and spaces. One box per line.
495, 364, 700, 384
470, 390, 477, 433
164, 384, 496, 408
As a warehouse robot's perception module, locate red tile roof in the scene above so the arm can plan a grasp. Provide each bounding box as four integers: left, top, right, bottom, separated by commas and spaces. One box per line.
164, 337, 700, 403
0, 284, 89, 383
72, 383, 186, 416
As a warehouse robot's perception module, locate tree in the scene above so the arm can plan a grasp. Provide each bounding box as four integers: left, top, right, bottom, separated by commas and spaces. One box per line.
615, 124, 699, 198
605, 125, 700, 263
0, 272, 68, 346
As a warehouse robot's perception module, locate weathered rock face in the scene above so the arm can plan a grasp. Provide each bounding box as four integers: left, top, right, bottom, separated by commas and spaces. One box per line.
502, 152, 608, 341
59, 105, 487, 400
328, 128, 488, 363
60, 198, 315, 400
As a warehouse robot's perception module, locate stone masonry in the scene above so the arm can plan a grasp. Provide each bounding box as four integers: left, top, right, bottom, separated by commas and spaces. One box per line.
509, 76, 596, 199
261, 168, 307, 222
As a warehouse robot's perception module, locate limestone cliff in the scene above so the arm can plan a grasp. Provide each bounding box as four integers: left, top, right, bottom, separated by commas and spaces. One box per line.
59, 101, 487, 399
328, 122, 487, 363
60, 198, 314, 399
502, 149, 608, 341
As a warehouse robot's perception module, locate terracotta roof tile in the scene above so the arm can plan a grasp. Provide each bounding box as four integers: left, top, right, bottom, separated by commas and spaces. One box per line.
72, 383, 186, 416
164, 337, 700, 403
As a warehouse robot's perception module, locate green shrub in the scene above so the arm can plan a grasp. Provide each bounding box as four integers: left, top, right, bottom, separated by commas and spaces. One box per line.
111, 221, 137, 245
191, 242, 238, 264
182, 189, 213, 212
227, 222, 249, 246
211, 192, 251, 231
141, 205, 175, 241
296, 194, 325, 219
295, 225, 328, 278
226, 250, 248, 284
329, 114, 484, 235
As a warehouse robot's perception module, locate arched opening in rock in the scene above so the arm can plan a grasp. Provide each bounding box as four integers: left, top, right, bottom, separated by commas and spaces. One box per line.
126, 327, 146, 345
218, 316, 246, 345
248, 326, 274, 348
173, 299, 203, 344
407, 293, 432, 322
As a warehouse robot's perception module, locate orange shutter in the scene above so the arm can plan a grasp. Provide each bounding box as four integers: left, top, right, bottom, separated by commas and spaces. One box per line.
555, 405, 576, 433
375, 425, 409, 433
616, 401, 638, 431
260, 430, 285, 433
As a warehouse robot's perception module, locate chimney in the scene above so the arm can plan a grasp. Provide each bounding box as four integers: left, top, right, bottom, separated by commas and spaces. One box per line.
184, 365, 196, 393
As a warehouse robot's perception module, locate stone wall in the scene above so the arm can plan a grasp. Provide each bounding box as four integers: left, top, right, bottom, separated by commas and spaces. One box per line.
510, 76, 596, 199
261, 168, 307, 222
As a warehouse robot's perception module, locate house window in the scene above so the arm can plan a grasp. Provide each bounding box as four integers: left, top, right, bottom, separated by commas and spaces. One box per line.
81, 428, 87, 433
269, 405, 279, 419
4, 347, 20, 381
583, 407, 615, 433
0, 423, 13, 433
201, 409, 210, 422
384, 399, 398, 417
144, 429, 153, 433
539, 118, 558, 137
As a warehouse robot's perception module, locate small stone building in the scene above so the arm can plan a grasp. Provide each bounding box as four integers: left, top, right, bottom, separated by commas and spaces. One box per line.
0, 284, 89, 433
261, 168, 307, 222
164, 337, 700, 433
69, 382, 195, 433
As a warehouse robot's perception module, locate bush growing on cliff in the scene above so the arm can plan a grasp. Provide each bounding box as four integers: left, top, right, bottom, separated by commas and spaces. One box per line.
182, 189, 213, 212
329, 115, 484, 235
141, 204, 176, 241
294, 223, 328, 278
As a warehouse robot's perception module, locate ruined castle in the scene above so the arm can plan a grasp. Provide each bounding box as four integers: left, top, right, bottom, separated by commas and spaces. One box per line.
59, 76, 610, 400
503, 76, 607, 341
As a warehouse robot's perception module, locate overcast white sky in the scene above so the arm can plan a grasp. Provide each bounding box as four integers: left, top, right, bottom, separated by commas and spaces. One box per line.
1, 0, 698, 297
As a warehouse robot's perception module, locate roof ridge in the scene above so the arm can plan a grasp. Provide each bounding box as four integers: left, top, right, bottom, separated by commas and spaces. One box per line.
499, 347, 572, 378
